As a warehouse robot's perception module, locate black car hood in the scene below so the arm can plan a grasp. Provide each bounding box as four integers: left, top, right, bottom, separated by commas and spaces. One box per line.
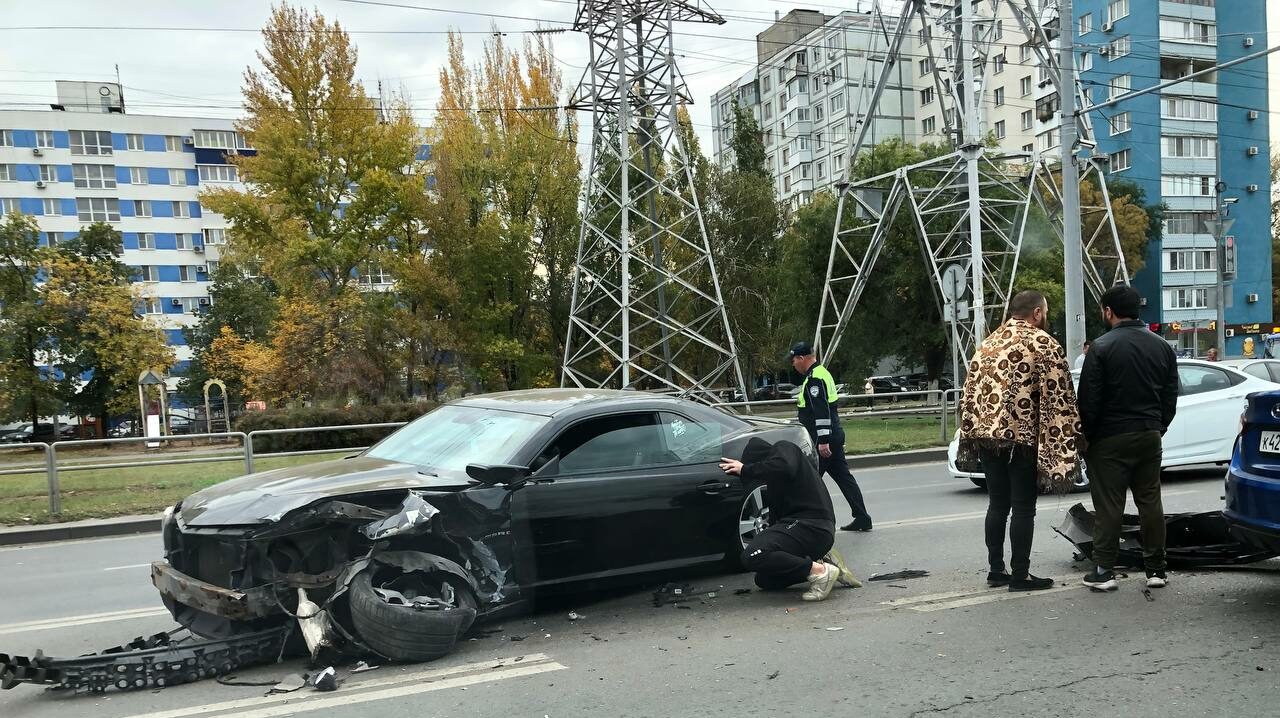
178, 456, 472, 527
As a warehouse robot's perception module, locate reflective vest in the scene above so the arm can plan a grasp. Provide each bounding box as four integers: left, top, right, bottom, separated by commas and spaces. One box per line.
796, 364, 838, 409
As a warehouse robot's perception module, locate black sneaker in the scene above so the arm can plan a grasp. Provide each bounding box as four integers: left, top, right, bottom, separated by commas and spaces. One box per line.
1082, 568, 1118, 591
1146, 570, 1168, 589
1008, 573, 1055, 592
841, 516, 873, 532
986, 571, 1012, 587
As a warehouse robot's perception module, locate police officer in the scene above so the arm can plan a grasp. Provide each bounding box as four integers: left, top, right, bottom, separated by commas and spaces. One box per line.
789, 341, 873, 531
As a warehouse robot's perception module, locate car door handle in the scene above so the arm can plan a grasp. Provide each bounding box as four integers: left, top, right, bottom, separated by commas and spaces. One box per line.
698, 479, 731, 494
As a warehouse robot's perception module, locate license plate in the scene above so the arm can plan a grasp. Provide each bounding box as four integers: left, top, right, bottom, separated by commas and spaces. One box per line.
1260, 431, 1280, 454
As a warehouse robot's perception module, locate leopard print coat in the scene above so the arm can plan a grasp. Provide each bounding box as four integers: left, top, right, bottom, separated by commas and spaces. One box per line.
957, 319, 1083, 494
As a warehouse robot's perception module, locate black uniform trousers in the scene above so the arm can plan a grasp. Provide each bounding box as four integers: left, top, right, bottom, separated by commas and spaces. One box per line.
820, 438, 870, 521
741, 519, 835, 590
978, 444, 1038, 575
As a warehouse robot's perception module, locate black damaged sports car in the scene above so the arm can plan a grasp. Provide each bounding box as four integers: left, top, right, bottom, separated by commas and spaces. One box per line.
153, 389, 812, 662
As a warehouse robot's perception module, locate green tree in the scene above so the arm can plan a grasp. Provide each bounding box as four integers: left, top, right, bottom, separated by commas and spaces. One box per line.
0, 213, 57, 424
178, 263, 279, 406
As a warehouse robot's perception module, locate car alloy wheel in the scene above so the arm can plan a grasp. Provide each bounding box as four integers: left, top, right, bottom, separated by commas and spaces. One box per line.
738, 484, 770, 550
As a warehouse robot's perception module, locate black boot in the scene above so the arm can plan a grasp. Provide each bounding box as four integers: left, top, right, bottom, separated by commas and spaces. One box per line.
1008, 573, 1055, 592
986, 570, 1012, 587
841, 515, 873, 532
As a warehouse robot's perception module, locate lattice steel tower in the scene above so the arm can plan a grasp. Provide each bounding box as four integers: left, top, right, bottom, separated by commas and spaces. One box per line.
562, 1, 748, 403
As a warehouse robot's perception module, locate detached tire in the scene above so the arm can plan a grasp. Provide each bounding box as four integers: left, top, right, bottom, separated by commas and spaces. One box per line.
348, 564, 478, 662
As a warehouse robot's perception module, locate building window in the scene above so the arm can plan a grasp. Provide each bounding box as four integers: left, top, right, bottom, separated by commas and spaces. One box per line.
46, 232, 63, 246
169, 169, 187, 186
1109, 74, 1130, 101
800, 162, 811, 179
817, 160, 826, 179
139, 265, 160, 282
73, 163, 117, 189
815, 132, 824, 150
922, 116, 936, 135
0, 130, 12, 147
206, 260, 219, 275
1164, 212, 1214, 234
76, 197, 121, 222
830, 93, 844, 112
1109, 112, 1131, 135
783, 175, 791, 194
1020, 76, 1032, 97
138, 232, 155, 250
164, 135, 183, 152
993, 20, 1003, 40
179, 297, 202, 312
1110, 149, 1131, 172
37, 165, 57, 183
1020, 44, 1032, 63
69, 130, 112, 156
35, 131, 54, 148
0, 198, 18, 215
126, 134, 144, 151
919, 58, 933, 77
359, 264, 392, 286
1107, 0, 1129, 23
197, 165, 238, 183
41, 198, 61, 216
920, 87, 935, 106
1079, 12, 1092, 35
993, 54, 1006, 75
1162, 98, 1216, 120
173, 201, 190, 218
761, 76, 771, 94
994, 120, 1007, 139
782, 148, 790, 165
1162, 136, 1216, 158
132, 200, 151, 218
833, 154, 845, 176
813, 103, 824, 121
1166, 249, 1215, 272
1165, 288, 1208, 310
178, 266, 196, 282
1020, 110, 1033, 130
1160, 175, 1213, 197
129, 167, 148, 185
1038, 128, 1060, 151
763, 102, 773, 121
994, 87, 1005, 107
193, 130, 247, 149
1022, 143, 1034, 153
175, 233, 191, 251
143, 297, 162, 314
1080, 52, 1093, 71
203, 228, 227, 245
1108, 36, 1131, 59
825, 33, 840, 56
0, 164, 13, 182
1160, 19, 1216, 44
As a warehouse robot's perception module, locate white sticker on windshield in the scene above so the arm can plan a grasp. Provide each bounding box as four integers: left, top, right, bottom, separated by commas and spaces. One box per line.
671, 419, 687, 437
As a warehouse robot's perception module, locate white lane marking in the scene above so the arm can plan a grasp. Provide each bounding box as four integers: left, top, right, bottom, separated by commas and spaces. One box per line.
880, 587, 1006, 607
0, 606, 169, 635
117, 654, 565, 718
878, 510, 988, 528
104, 562, 153, 571
864, 481, 959, 495
910, 583, 1081, 612
0, 531, 159, 552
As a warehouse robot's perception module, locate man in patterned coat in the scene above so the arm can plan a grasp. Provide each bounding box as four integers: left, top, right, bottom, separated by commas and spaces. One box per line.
957, 290, 1082, 592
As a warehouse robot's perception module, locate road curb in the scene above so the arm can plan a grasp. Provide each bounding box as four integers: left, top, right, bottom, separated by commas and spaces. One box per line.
0, 448, 950, 547
0, 514, 161, 547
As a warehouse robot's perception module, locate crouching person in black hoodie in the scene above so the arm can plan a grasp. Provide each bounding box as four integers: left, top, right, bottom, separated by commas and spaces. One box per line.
719, 437, 860, 601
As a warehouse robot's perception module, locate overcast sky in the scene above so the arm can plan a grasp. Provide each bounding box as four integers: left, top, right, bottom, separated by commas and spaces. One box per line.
0, 0, 869, 153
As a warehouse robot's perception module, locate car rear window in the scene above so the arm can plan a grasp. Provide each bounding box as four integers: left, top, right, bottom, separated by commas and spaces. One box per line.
366, 405, 549, 473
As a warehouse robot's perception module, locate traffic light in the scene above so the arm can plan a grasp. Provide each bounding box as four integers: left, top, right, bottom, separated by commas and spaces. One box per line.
1223, 236, 1236, 281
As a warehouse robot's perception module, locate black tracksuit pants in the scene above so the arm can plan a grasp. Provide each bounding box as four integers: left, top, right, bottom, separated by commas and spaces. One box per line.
821, 438, 870, 521
741, 519, 835, 590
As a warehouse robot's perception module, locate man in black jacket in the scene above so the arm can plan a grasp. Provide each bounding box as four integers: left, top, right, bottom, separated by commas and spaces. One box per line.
1076, 285, 1179, 591
720, 438, 859, 601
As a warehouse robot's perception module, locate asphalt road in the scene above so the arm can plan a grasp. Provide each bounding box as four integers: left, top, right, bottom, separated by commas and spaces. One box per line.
2, 461, 1277, 717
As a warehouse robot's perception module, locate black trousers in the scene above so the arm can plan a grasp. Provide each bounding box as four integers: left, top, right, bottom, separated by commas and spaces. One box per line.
1086, 430, 1165, 572
978, 445, 1038, 575
741, 519, 835, 590
820, 438, 870, 521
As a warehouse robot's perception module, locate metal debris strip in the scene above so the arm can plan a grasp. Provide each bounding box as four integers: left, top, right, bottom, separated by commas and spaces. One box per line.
868, 570, 930, 582
1055, 503, 1277, 568
360, 491, 440, 541
0, 627, 288, 693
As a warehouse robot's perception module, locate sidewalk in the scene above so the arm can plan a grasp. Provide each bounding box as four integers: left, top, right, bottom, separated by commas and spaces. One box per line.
0, 447, 948, 546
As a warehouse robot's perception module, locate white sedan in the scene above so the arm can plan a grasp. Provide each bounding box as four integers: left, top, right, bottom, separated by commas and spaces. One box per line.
947, 359, 1278, 489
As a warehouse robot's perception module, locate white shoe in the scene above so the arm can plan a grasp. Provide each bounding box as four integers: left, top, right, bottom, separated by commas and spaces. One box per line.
823, 549, 862, 588
1146, 571, 1168, 589
802, 563, 840, 602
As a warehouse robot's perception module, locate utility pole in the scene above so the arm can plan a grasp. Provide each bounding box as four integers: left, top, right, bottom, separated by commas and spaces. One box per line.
961, 0, 985, 342
1059, 0, 1086, 365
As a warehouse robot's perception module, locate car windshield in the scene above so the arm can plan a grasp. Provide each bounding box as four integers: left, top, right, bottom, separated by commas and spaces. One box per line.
365, 404, 550, 473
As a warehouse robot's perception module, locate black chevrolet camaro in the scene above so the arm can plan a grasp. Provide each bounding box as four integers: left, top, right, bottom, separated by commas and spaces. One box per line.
153, 389, 813, 662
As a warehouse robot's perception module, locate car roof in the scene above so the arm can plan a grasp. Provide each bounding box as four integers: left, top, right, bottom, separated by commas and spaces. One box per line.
1220, 358, 1278, 367
451, 388, 693, 417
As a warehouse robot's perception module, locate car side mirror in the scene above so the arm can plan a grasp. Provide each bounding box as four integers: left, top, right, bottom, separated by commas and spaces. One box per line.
465, 463, 532, 488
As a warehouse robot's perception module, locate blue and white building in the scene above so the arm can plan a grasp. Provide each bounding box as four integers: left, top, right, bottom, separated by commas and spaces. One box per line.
0, 80, 251, 384
1077, 0, 1272, 352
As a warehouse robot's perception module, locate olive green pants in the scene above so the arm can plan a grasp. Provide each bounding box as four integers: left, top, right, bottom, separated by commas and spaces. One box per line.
1086, 430, 1166, 572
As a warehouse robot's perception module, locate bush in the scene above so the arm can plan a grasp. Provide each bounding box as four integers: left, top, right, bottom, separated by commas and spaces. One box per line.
234, 402, 436, 454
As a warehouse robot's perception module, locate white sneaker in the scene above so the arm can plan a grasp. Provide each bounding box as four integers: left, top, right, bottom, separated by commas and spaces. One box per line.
802, 563, 840, 602
823, 549, 862, 588
1146, 571, 1168, 589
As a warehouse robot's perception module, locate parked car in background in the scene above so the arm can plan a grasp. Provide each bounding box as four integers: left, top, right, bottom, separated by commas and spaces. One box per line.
168, 415, 195, 435
1226, 389, 1280, 553
1220, 359, 1280, 384
863, 376, 912, 404
948, 359, 1277, 490
0, 423, 56, 444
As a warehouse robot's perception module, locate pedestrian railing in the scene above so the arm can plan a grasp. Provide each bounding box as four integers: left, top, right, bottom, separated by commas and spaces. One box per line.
718, 388, 964, 445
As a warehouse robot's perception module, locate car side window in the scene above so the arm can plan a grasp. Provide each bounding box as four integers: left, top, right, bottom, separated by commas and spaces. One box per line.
1244, 363, 1272, 382
1266, 363, 1280, 384
659, 412, 723, 464
552, 413, 672, 474
1177, 365, 1234, 396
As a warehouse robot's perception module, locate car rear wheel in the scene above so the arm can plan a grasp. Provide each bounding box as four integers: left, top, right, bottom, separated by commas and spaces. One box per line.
730, 482, 770, 569
348, 560, 478, 662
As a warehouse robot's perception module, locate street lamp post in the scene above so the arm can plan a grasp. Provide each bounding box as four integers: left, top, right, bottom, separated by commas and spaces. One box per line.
1205, 191, 1237, 358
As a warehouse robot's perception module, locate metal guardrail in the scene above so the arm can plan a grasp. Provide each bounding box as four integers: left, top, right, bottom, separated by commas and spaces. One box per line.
0, 422, 409, 516
720, 387, 964, 445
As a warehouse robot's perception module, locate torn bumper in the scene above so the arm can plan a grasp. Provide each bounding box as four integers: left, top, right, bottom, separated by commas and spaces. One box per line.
1055, 502, 1278, 568
151, 560, 280, 621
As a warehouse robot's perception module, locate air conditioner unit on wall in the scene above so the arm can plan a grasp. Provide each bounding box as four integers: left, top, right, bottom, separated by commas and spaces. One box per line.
1249, 147, 1260, 156
1249, 110, 1260, 120
171, 298, 182, 306
1247, 184, 1260, 192
1245, 37, 1255, 47
1102, 21, 1113, 33
1226, 329, 1236, 337
196, 265, 208, 274
32, 148, 42, 157
193, 244, 204, 253
198, 297, 210, 305
183, 136, 194, 145
35, 180, 46, 189
1247, 294, 1260, 304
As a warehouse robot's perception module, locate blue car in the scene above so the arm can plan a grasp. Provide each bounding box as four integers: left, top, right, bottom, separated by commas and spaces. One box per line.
1225, 390, 1280, 553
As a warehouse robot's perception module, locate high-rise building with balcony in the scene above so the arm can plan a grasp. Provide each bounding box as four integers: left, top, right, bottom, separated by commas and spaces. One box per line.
1077, 0, 1271, 351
